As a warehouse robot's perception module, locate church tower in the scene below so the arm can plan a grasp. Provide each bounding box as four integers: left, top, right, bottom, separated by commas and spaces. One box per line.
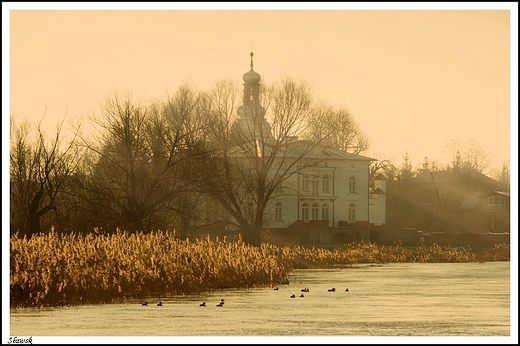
241, 52, 262, 106
231, 52, 273, 144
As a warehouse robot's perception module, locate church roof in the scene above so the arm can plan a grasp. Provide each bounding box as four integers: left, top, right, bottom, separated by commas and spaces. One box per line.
371, 187, 386, 194
228, 138, 376, 161
302, 141, 375, 161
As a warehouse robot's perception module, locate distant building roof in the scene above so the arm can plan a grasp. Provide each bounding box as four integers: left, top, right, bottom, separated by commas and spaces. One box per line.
371, 187, 386, 195
495, 190, 510, 197
413, 168, 497, 185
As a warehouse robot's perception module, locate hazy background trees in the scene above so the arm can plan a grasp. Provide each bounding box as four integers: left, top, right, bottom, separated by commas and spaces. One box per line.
9, 117, 83, 236
443, 139, 492, 174
9, 76, 509, 242
78, 87, 208, 235
492, 160, 510, 185
303, 103, 370, 154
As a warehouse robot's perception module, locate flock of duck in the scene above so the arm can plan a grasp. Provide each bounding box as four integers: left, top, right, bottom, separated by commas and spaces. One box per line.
141, 299, 225, 307
286, 287, 349, 298
141, 287, 350, 307
141, 301, 162, 306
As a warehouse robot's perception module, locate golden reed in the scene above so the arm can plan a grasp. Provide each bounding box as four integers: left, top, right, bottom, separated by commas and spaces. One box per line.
10, 230, 509, 308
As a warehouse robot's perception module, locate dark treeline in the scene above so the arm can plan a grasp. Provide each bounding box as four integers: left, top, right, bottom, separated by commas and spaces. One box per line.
10, 78, 509, 245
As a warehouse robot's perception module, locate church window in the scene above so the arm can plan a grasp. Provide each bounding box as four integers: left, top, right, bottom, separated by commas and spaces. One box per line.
348, 203, 356, 222
275, 202, 283, 222
312, 203, 319, 220
322, 174, 330, 193
349, 176, 356, 193
322, 203, 329, 221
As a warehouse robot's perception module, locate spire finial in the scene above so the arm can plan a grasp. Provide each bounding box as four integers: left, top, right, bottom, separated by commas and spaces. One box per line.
250, 51, 254, 69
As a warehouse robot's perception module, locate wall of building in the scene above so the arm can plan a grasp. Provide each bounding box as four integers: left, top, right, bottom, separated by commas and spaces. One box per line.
266, 158, 373, 229
332, 159, 371, 226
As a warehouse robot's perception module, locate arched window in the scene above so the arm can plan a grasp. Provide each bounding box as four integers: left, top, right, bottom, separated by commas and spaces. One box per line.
322, 174, 330, 193
302, 174, 309, 191
275, 202, 283, 222
348, 203, 356, 222
322, 203, 329, 221
312, 203, 319, 220
302, 203, 309, 222
349, 176, 356, 193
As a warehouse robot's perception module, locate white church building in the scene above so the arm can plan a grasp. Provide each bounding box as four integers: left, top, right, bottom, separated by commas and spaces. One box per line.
264, 144, 387, 229
202, 53, 386, 245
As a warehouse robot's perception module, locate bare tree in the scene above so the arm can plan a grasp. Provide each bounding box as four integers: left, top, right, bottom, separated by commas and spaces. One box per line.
492, 160, 510, 186
369, 157, 397, 186
443, 139, 492, 174
195, 77, 335, 246
303, 103, 370, 154
10, 116, 82, 236
83, 87, 206, 233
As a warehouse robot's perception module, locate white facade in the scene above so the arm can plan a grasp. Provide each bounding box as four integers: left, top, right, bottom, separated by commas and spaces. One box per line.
263, 145, 376, 229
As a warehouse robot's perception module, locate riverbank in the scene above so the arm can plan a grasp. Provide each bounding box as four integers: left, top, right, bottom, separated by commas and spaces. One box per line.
10, 230, 510, 308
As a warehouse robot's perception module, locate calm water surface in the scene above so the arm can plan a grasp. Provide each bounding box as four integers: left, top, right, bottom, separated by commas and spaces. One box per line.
9, 262, 512, 339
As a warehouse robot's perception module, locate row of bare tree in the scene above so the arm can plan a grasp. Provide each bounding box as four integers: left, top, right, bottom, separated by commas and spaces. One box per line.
10, 76, 509, 244
10, 78, 370, 245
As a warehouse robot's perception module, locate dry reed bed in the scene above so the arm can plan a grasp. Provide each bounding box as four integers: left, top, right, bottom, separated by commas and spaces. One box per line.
10, 230, 509, 308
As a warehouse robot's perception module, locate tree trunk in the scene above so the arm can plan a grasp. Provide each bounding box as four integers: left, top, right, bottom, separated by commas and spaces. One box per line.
242, 228, 261, 247
241, 217, 263, 246
26, 187, 44, 236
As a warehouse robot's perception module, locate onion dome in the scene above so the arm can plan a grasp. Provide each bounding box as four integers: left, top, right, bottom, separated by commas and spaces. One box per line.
243, 52, 261, 84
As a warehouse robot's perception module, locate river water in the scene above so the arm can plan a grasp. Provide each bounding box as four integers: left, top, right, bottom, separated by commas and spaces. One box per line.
8, 262, 515, 343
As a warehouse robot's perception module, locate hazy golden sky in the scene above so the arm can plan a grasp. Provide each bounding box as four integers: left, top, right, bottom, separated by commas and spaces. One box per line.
5, 3, 517, 172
